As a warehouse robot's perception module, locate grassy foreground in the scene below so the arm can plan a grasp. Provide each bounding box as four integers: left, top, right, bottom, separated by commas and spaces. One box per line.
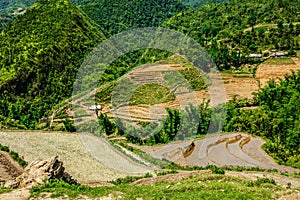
29, 173, 291, 200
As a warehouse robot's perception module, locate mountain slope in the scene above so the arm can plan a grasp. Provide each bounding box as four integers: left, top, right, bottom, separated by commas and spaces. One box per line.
0, 0, 88, 32
78, 0, 188, 35
163, 0, 300, 70
0, 0, 106, 129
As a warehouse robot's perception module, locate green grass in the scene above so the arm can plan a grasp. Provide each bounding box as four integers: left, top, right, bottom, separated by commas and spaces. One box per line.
130, 83, 176, 105
263, 58, 295, 65
30, 174, 283, 200
109, 173, 153, 185
160, 55, 209, 91
0, 188, 11, 194
232, 75, 252, 78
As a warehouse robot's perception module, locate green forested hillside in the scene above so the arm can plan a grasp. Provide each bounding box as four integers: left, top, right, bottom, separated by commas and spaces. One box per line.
164, 0, 300, 70
0, 0, 106, 129
181, 0, 229, 8
0, 0, 87, 31
78, 0, 188, 35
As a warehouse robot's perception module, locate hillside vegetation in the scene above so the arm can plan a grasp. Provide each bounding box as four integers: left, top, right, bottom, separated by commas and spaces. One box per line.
0, 0, 106, 129
181, 0, 229, 8
78, 0, 188, 35
29, 173, 297, 200
164, 0, 300, 70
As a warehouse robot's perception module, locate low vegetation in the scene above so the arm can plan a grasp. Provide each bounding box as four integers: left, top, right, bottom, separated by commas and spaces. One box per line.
30, 174, 285, 200
130, 84, 176, 105
263, 57, 296, 65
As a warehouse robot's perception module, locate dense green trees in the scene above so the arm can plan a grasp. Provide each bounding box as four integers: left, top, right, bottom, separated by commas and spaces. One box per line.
78, 0, 188, 35
181, 0, 229, 8
0, 0, 36, 31
0, 0, 106, 128
163, 0, 300, 70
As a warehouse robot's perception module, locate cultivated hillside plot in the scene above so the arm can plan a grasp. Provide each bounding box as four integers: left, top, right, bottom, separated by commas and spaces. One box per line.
92, 58, 298, 123
0, 131, 152, 182
135, 133, 299, 173
256, 58, 300, 87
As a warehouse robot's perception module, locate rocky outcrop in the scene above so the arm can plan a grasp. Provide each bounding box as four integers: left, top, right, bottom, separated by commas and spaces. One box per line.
5, 156, 77, 189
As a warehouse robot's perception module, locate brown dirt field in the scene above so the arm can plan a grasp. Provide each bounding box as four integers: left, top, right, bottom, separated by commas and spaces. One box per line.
54, 56, 300, 125
0, 151, 23, 181
279, 193, 300, 200
103, 57, 300, 122
256, 58, 300, 87
0, 189, 30, 200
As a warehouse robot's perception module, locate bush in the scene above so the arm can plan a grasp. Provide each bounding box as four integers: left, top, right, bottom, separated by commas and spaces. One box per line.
209, 165, 225, 174
255, 178, 276, 185
0, 144, 9, 152
109, 173, 153, 185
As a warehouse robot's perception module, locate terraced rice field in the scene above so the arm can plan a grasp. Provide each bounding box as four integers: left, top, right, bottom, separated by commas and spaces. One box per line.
67, 57, 300, 126
134, 133, 299, 173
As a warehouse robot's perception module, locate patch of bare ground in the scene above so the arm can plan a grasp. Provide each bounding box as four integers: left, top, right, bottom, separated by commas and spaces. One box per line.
0, 151, 23, 180
256, 57, 300, 87
0, 188, 30, 200
131, 170, 211, 186
279, 193, 300, 200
